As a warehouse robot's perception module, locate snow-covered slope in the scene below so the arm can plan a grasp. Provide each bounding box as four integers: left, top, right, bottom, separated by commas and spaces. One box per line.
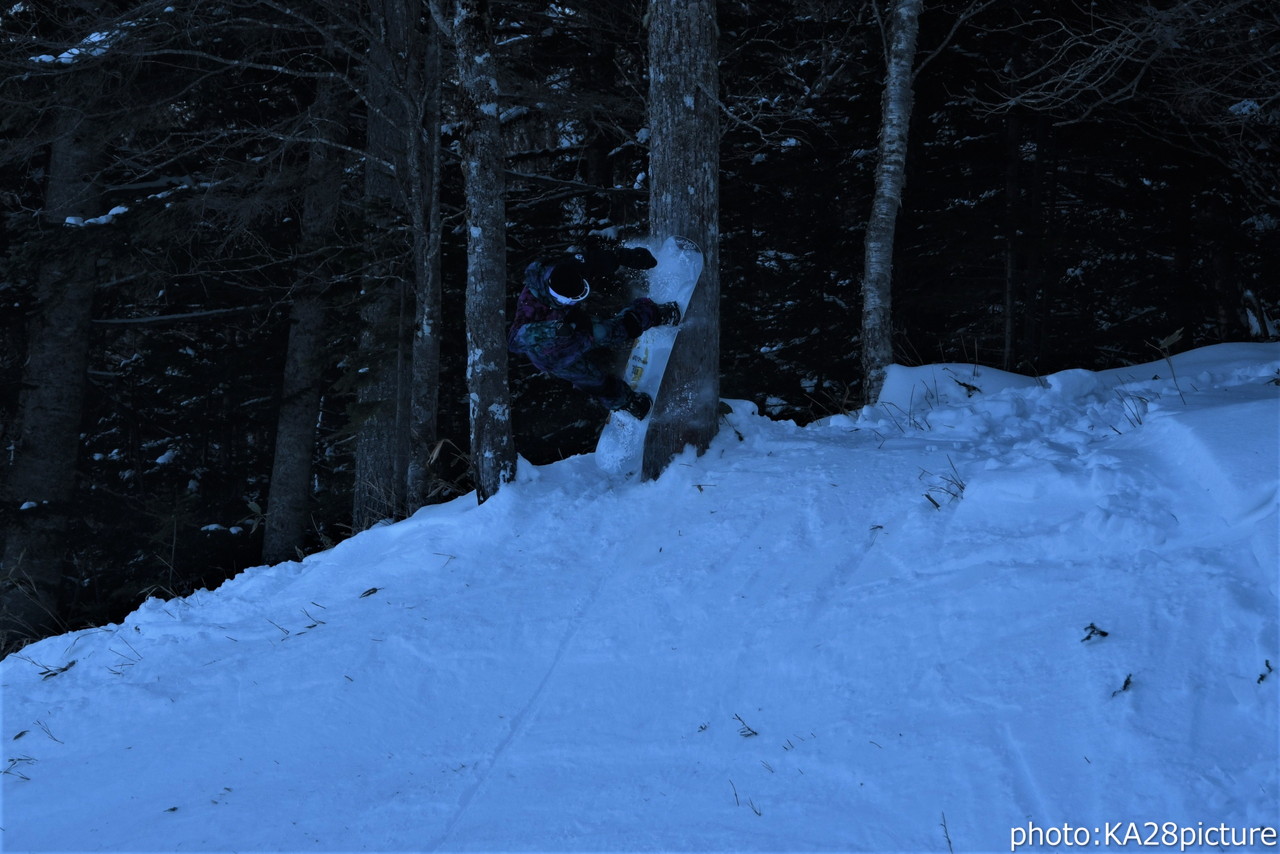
4, 343, 1277, 853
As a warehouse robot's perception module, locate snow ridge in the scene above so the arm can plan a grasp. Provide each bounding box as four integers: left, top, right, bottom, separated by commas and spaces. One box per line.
3, 343, 1277, 852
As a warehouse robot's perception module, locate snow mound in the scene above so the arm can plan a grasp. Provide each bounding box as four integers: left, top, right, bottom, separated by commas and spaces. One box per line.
3, 344, 1277, 853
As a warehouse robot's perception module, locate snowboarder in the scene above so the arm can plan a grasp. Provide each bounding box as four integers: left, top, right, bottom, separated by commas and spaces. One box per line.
508, 244, 681, 420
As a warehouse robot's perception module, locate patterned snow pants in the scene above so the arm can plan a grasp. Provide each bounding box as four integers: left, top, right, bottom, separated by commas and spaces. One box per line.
549, 299, 665, 409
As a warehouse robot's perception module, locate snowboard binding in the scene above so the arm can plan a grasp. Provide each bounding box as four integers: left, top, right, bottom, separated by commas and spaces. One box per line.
621, 390, 653, 420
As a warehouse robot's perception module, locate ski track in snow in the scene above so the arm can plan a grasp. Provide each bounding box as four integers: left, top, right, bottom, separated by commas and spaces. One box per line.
1, 342, 1277, 852
425, 548, 613, 851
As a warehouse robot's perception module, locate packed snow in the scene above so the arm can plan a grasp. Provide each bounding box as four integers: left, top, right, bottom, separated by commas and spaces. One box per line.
3, 343, 1277, 853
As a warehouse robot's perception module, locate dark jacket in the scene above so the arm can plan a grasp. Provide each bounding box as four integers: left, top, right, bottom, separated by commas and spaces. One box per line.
508, 248, 658, 375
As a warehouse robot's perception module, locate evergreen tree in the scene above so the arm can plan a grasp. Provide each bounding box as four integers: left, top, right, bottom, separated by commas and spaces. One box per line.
262, 80, 345, 566
353, 0, 417, 529
407, 15, 446, 513
0, 102, 104, 649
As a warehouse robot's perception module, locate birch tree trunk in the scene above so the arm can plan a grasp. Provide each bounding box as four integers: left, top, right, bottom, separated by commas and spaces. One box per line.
1, 109, 101, 650
861, 0, 922, 404
643, 0, 720, 482
452, 0, 515, 502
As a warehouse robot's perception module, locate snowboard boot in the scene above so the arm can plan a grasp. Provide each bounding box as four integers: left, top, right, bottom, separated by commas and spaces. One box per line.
656, 301, 682, 326
621, 389, 653, 420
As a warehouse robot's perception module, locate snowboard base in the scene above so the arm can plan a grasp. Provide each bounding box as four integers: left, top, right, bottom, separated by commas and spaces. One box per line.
595, 236, 704, 477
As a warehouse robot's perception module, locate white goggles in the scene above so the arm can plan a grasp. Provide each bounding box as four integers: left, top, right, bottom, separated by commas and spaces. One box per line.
549, 279, 590, 306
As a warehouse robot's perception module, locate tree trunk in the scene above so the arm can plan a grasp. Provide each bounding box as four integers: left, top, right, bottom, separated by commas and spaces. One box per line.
262, 81, 344, 565
861, 0, 922, 404
262, 295, 327, 565
453, 0, 515, 502
1002, 112, 1020, 371
1, 109, 101, 650
353, 0, 415, 529
1023, 116, 1054, 364
407, 16, 445, 513
643, 0, 721, 482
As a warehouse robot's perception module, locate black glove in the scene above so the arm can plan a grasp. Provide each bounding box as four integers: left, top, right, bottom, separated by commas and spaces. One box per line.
618, 247, 658, 270
655, 301, 681, 326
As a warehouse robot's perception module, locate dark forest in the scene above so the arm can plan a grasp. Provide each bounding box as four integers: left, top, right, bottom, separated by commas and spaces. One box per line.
2, 0, 1275, 649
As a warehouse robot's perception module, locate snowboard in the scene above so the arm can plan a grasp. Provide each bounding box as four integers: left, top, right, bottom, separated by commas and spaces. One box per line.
595, 236, 704, 476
